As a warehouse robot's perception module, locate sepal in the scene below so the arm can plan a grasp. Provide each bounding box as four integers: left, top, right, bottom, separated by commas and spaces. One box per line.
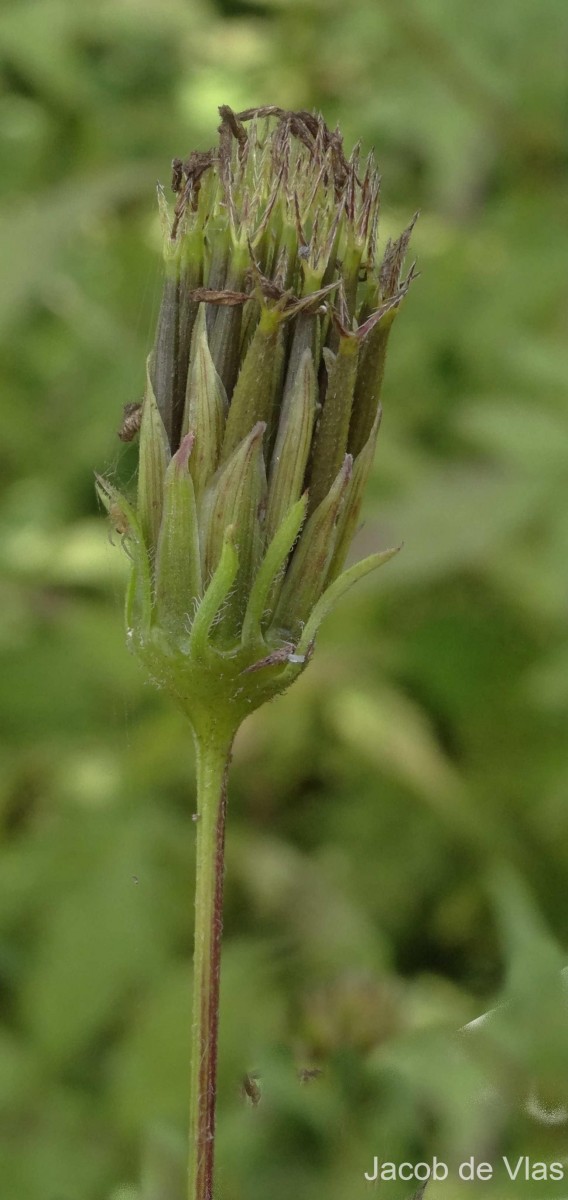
187, 527, 239, 661
138, 358, 171, 556
328, 406, 382, 582
150, 258, 179, 445
241, 494, 308, 646
201, 422, 267, 633
294, 545, 400, 660
308, 333, 358, 514
221, 304, 282, 460
266, 349, 316, 541
272, 455, 352, 637
349, 279, 414, 457
182, 305, 227, 500
154, 434, 202, 637
95, 474, 152, 636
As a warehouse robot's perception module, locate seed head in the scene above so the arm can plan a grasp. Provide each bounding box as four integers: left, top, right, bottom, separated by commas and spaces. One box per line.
99, 107, 416, 736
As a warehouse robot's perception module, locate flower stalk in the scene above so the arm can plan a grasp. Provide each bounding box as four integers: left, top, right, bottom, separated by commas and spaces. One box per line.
99, 104, 416, 1200
189, 728, 233, 1200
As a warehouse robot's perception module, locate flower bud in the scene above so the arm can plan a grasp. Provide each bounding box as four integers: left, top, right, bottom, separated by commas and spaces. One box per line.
102, 106, 415, 733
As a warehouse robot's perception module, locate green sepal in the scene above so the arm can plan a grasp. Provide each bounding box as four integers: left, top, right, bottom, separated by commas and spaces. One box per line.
308, 333, 359, 514
341, 239, 364, 323
348, 287, 410, 457
95, 473, 152, 636
138, 357, 171, 557
273, 220, 300, 292
241, 493, 308, 647
187, 527, 239, 662
182, 306, 227, 501
154, 433, 202, 638
205, 216, 231, 296
267, 324, 286, 456
221, 304, 282, 461
175, 227, 205, 449
272, 455, 352, 638
280, 311, 318, 419
327, 406, 382, 582
150, 257, 179, 446
292, 545, 400, 661
379, 214, 418, 301
208, 242, 249, 395
277, 282, 339, 415
238, 296, 260, 362
201, 422, 267, 631
266, 349, 316, 541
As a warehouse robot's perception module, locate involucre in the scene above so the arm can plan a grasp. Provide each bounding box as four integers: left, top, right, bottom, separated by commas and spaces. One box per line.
99, 105, 416, 738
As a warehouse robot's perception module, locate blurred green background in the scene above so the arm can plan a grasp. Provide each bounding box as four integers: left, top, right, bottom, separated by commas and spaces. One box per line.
1, 1, 567, 1197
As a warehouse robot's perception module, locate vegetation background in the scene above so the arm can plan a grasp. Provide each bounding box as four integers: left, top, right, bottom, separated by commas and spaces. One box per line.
0, 0, 567, 1197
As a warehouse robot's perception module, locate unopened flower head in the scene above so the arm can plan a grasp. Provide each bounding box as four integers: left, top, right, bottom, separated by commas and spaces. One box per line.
99, 106, 416, 736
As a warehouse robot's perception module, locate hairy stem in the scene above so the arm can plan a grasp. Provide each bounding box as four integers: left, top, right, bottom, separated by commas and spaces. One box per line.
188, 725, 234, 1200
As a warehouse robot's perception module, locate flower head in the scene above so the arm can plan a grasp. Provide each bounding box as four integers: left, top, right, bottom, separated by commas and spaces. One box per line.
98, 106, 416, 737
